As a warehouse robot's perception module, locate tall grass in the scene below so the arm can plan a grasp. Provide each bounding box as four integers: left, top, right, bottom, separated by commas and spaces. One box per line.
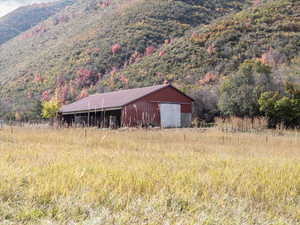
0, 127, 299, 224
215, 117, 268, 133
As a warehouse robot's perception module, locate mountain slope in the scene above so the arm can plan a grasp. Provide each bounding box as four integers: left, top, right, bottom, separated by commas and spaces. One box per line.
0, 0, 74, 45
107, 0, 300, 91
0, 0, 253, 119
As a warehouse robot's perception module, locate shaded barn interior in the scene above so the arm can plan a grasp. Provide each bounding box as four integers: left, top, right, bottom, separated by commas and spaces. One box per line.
62, 110, 122, 128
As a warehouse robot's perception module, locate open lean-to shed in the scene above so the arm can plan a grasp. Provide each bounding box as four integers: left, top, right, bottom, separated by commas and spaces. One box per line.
60, 83, 194, 128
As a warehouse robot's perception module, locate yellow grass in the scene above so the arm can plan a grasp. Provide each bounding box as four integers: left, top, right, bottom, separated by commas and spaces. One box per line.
0, 127, 300, 225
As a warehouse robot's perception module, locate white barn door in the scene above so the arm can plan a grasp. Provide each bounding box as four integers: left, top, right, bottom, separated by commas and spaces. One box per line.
160, 104, 181, 128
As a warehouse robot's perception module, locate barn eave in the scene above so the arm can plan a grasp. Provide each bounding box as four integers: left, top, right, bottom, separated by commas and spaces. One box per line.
61, 106, 123, 115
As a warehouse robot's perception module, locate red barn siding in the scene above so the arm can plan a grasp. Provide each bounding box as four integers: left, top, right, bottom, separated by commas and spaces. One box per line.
181, 104, 192, 113
122, 86, 193, 127
122, 101, 160, 127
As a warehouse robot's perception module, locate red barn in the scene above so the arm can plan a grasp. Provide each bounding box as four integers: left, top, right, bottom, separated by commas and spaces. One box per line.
60, 83, 194, 128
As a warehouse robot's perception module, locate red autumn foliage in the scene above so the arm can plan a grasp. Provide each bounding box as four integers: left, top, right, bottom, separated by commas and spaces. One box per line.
245, 22, 252, 29
86, 48, 101, 54
77, 89, 89, 100
110, 67, 118, 76
41, 90, 51, 101
258, 48, 284, 67
62, 86, 69, 103
33, 24, 47, 35
156, 72, 163, 78
69, 84, 78, 98
164, 39, 171, 45
112, 43, 121, 54
100, 0, 111, 8
215, 8, 223, 12
159, 50, 166, 57
21, 24, 48, 40
199, 72, 218, 85
31, 2, 53, 8
55, 85, 69, 103
207, 44, 216, 55
94, 48, 101, 53
120, 74, 129, 84
27, 91, 33, 99
145, 46, 156, 56
76, 68, 99, 88
129, 51, 142, 64
34, 74, 44, 83
56, 75, 66, 87
252, 0, 261, 6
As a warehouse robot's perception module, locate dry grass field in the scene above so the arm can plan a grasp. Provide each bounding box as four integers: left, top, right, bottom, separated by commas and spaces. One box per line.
0, 127, 300, 225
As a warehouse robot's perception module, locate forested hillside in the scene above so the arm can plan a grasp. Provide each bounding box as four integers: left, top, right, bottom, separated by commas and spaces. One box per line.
0, 0, 252, 119
0, 0, 74, 45
0, 0, 299, 125
109, 0, 300, 123
113, 0, 299, 87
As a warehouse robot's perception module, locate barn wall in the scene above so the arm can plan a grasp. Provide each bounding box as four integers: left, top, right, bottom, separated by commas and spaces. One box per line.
139, 86, 193, 112
122, 86, 193, 127
122, 101, 160, 127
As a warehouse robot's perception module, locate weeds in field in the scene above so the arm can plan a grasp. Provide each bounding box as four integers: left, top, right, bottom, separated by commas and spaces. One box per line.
0, 127, 299, 224
215, 117, 268, 133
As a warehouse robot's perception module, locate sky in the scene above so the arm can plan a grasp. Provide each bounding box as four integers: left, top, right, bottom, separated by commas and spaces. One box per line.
0, 0, 57, 17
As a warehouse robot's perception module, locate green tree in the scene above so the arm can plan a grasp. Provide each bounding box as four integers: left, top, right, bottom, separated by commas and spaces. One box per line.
26, 100, 43, 121
259, 91, 281, 127
259, 83, 300, 128
219, 60, 274, 117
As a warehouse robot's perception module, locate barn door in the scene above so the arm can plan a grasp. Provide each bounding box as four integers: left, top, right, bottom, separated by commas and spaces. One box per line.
160, 104, 181, 128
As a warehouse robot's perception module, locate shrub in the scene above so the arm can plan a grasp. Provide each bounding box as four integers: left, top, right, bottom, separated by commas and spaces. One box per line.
259, 83, 300, 128
41, 100, 61, 120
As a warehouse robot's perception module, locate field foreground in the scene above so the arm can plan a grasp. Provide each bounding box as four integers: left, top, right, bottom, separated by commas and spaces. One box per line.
0, 127, 300, 225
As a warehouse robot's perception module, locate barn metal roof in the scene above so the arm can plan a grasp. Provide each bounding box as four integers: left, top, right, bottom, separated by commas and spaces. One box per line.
60, 84, 171, 114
